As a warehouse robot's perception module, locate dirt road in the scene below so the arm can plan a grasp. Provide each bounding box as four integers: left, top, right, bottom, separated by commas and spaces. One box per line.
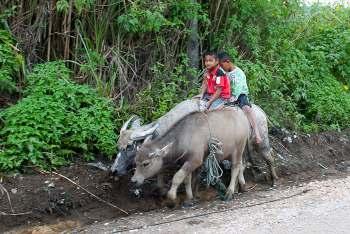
78, 175, 350, 234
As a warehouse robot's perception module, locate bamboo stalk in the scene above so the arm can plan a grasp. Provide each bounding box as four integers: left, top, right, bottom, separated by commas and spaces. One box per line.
64, 0, 73, 60
47, 0, 55, 61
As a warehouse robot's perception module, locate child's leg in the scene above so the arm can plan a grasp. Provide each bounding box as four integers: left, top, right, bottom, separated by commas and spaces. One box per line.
242, 105, 262, 144
236, 94, 262, 144
208, 98, 226, 110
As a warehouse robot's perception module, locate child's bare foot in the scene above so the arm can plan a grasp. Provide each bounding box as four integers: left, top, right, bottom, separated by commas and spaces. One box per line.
255, 134, 262, 144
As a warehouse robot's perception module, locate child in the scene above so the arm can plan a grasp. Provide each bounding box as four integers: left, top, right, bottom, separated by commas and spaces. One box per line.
218, 52, 262, 144
199, 51, 231, 110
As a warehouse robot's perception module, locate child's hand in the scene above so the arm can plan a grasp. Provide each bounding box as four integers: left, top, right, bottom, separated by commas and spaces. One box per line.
199, 100, 208, 111
203, 71, 208, 78
206, 101, 212, 110
230, 96, 237, 102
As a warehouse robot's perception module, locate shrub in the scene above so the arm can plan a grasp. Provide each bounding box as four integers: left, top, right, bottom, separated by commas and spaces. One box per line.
0, 61, 116, 171
0, 29, 23, 93
129, 58, 198, 122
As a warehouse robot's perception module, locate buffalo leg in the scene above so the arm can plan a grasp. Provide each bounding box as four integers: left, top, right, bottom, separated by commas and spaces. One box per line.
184, 173, 193, 200
226, 146, 245, 200
167, 161, 200, 201
156, 174, 168, 196
167, 167, 188, 201
262, 149, 279, 186
157, 174, 164, 188
238, 164, 247, 192
225, 162, 240, 200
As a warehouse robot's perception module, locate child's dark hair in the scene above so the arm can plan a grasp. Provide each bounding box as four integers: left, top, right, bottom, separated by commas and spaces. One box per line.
203, 51, 218, 59
218, 52, 233, 63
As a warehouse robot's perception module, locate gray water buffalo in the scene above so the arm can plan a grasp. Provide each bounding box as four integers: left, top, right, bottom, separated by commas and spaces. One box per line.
131, 107, 251, 201
247, 105, 279, 185
112, 117, 158, 176
111, 99, 201, 176
111, 100, 278, 188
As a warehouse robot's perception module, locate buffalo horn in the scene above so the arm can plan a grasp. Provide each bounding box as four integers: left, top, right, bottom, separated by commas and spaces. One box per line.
130, 123, 159, 140
120, 115, 138, 132
130, 117, 142, 129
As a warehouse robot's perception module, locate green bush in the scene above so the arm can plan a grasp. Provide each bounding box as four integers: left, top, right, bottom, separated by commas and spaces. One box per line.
114, 57, 199, 129
306, 76, 350, 130
0, 61, 116, 171
0, 29, 23, 93
210, 2, 350, 131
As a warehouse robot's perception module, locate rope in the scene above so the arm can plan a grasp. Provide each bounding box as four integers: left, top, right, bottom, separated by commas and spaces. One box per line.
205, 137, 224, 186
199, 111, 227, 198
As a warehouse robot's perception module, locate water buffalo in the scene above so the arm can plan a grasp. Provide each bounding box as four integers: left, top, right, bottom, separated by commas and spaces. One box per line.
111, 99, 201, 176
247, 105, 279, 186
111, 101, 278, 188
131, 107, 251, 201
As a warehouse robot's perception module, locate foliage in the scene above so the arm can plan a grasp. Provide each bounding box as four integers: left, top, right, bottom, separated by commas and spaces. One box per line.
1, 0, 350, 172
56, 0, 95, 14
0, 62, 116, 171
209, 1, 350, 131
0, 28, 23, 93
117, 5, 170, 33
131, 56, 198, 121
114, 56, 199, 130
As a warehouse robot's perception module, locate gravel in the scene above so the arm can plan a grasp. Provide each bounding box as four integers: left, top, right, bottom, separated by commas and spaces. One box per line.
78, 175, 350, 234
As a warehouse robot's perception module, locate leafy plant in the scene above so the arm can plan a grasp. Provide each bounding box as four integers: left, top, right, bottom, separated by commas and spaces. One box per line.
114, 56, 199, 131
0, 29, 23, 94
56, 0, 95, 14
0, 61, 116, 171
2, 0, 350, 139
210, 1, 350, 131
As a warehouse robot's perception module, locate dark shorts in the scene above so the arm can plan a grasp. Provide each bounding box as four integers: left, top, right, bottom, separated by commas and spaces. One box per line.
235, 94, 251, 108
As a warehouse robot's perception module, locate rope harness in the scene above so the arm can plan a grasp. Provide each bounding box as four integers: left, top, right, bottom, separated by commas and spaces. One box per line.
205, 137, 223, 186
199, 110, 228, 199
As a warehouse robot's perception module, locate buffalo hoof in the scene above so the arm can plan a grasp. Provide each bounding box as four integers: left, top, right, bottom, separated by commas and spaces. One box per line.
224, 191, 234, 201
165, 199, 176, 209
239, 184, 248, 193
151, 187, 168, 197
182, 199, 197, 208
271, 180, 278, 188
271, 175, 279, 187
167, 191, 177, 201
159, 187, 168, 197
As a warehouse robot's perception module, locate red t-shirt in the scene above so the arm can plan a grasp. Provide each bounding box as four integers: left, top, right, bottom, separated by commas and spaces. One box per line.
205, 65, 231, 99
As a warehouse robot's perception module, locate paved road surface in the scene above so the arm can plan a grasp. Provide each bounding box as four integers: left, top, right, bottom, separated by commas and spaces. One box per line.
78, 175, 350, 234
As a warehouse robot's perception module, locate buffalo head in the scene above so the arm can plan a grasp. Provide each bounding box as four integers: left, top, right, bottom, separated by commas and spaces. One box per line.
110, 148, 136, 176
131, 142, 173, 186
111, 115, 159, 176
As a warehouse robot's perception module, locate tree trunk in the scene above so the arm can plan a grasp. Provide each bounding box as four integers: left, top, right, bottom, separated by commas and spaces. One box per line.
64, 0, 73, 60
47, 0, 56, 61
186, 0, 199, 73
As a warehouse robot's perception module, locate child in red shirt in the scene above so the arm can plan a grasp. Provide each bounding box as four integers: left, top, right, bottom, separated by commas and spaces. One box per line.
199, 51, 231, 110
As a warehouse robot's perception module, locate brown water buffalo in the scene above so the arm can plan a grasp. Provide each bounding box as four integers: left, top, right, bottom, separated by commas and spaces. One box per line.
131, 107, 251, 201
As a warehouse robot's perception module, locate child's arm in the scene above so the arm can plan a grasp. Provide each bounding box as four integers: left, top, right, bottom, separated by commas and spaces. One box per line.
199, 78, 207, 99
206, 87, 222, 109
